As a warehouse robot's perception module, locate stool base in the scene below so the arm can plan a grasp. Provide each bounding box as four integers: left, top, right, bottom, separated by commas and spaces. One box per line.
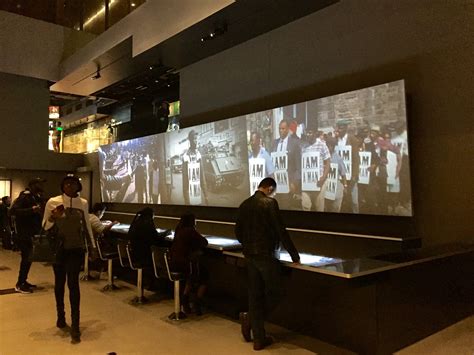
130, 296, 148, 304
168, 311, 187, 321
102, 284, 119, 292
80, 273, 98, 281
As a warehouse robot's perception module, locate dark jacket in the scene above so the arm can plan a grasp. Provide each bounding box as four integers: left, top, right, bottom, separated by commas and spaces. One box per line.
235, 191, 299, 262
129, 217, 164, 265
271, 135, 302, 191
169, 226, 208, 273
10, 189, 44, 238
0, 203, 10, 230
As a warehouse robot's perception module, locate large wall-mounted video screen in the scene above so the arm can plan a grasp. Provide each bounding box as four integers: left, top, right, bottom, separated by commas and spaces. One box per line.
99, 80, 412, 216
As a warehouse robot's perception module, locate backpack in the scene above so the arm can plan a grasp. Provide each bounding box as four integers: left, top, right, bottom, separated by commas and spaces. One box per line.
55, 208, 87, 250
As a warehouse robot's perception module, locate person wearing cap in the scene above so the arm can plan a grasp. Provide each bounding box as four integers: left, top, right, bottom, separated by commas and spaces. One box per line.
181, 129, 208, 206
10, 178, 46, 293
42, 174, 96, 344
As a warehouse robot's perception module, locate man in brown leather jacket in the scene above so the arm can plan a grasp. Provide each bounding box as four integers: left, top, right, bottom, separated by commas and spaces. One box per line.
235, 177, 300, 351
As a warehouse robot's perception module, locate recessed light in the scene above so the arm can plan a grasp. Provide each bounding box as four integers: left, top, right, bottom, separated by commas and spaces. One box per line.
131, 3, 136, 7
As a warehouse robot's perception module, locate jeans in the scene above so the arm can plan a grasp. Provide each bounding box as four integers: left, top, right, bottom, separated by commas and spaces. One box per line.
246, 255, 282, 342
17, 237, 32, 285
53, 248, 84, 330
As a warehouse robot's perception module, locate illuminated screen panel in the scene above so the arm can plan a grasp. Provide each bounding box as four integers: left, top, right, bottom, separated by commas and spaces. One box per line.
99, 80, 412, 216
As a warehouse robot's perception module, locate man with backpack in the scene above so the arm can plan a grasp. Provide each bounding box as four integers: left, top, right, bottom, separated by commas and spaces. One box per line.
43, 174, 96, 344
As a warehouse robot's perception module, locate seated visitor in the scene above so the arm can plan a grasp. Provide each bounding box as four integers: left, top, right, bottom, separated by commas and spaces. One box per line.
88, 203, 119, 276
89, 203, 119, 238
128, 207, 165, 266
169, 213, 208, 315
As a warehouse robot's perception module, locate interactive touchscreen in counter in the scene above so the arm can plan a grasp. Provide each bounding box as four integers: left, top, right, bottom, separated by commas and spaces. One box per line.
279, 251, 342, 267
165, 231, 242, 251
109, 224, 241, 251
110, 223, 131, 234
110, 223, 169, 235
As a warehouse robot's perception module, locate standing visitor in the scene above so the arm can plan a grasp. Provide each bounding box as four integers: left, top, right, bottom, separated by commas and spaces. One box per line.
235, 177, 300, 351
43, 174, 96, 344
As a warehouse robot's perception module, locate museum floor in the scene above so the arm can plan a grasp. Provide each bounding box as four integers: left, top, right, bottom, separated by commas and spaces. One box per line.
0, 248, 472, 354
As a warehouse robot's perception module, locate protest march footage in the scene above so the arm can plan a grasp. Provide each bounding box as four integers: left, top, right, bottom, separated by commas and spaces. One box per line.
99, 80, 411, 217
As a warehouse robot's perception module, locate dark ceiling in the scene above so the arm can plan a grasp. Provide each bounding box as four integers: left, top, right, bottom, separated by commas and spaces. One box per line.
89, 0, 338, 105
45, 0, 338, 109
93, 64, 179, 103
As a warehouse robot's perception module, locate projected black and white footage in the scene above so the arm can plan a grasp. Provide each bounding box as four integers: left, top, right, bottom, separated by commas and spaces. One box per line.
99, 80, 411, 216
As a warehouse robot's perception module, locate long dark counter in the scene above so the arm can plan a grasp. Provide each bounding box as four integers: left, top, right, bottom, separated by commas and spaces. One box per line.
109, 222, 474, 279
109, 223, 242, 251
106, 220, 474, 354
110, 223, 474, 279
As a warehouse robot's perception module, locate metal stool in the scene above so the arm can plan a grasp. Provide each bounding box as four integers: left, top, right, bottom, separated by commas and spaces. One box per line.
96, 234, 119, 291
120, 242, 147, 304
80, 239, 97, 281
117, 240, 146, 303
151, 246, 186, 320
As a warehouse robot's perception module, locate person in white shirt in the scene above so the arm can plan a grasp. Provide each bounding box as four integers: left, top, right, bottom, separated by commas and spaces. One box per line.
89, 203, 118, 238
42, 174, 96, 344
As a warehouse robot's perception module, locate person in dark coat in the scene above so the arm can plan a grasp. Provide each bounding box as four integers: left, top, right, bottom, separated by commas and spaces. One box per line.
10, 178, 46, 293
0, 196, 12, 249
271, 118, 302, 210
169, 213, 208, 315
235, 177, 300, 351
128, 207, 164, 266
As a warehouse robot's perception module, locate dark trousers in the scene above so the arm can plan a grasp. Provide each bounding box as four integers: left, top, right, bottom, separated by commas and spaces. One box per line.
1, 227, 12, 249
246, 255, 282, 342
53, 248, 84, 330
17, 237, 32, 285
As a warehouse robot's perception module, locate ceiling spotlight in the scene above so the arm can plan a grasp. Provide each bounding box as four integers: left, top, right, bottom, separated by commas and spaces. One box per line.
149, 66, 153, 70
131, 2, 136, 7
200, 23, 227, 43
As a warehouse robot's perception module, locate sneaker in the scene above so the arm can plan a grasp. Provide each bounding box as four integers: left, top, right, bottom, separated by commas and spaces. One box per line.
70, 328, 81, 344
24, 281, 37, 289
56, 318, 67, 329
15, 283, 33, 294
71, 333, 81, 344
